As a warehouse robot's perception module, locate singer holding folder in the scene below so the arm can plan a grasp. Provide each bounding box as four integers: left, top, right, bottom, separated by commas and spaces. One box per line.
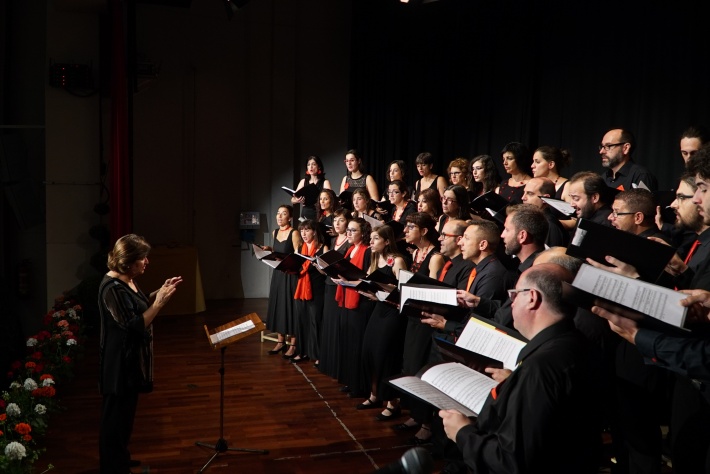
290, 156, 331, 220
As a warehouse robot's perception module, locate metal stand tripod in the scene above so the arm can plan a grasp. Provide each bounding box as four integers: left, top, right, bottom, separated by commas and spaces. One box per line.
195, 346, 268, 473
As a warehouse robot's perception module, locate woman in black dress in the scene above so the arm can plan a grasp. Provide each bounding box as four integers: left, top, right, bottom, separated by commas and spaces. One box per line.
319, 208, 351, 377
396, 212, 445, 443
339, 149, 379, 201
357, 225, 407, 419
99, 234, 182, 473
332, 217, 373, 397
497, 142, 532, 203
291, 219, 328, 364
414, 152, 447, 200
387, 180, 417, 223
291, 156, 331, 220
437, 185, 470, 233
265, 205, 303, 357
469, 154, 500, 199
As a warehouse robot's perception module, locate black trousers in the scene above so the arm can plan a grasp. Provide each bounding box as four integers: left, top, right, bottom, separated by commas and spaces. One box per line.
100, 390, 139, 474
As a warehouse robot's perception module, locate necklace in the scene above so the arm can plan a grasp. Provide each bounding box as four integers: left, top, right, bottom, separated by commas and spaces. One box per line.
335, 234, 347, 247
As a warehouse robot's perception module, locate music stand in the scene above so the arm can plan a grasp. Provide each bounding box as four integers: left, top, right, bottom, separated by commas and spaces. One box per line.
196, 313, 269, 473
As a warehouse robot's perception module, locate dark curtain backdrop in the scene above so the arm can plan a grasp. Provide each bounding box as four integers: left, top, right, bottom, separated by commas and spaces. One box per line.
348, 0, 710, 192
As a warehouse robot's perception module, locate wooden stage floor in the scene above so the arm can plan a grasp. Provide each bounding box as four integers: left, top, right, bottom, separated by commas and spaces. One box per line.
41, 299, 435, 474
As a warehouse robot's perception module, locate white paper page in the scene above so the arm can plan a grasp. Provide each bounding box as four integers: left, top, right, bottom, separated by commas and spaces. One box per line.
209, 320, 256, 344
456, 318, 527, 370
389, 376, 477, 417
421, 362, 498, 415
252, 244, 273, 260
398, 270, 414, 288
540, 197, 576, 216
573, 264, 686, 327
363, 213, 384, 229
400, 286, 458, 312
282, 185, 297, 194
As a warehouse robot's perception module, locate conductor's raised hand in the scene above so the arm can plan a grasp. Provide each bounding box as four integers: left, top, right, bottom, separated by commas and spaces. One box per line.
155, 276, 182, 308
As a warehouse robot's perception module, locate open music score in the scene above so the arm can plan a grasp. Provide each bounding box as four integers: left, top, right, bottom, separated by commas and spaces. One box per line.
203, 312, 266, 349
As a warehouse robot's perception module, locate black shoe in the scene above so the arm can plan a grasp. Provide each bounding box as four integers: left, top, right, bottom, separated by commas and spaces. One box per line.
375, 405, 401, 421
290, 355, 310, 364
356, 397, 382, 410
268, 342, 287, 355
393, 421, 421, 432
282, 347, 297, 360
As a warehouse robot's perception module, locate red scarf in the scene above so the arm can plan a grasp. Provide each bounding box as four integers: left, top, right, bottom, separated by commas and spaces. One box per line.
335, 244, 366, 309
294, 242, 319, 300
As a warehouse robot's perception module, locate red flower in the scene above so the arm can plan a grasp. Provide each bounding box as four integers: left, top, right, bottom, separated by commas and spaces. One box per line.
34, 363, 44, 373
15, 423, 32, 435
32, 386, 56, 398
0, 414, 6, 421
62, 356, 72, 364
0, 399, 5, 409
40, 374, 54, 381
386, 256, 395, 266
25, 361, 36, 370
344, 183, 349, 190
23, 434, 32, 441
31, 351, 43, 360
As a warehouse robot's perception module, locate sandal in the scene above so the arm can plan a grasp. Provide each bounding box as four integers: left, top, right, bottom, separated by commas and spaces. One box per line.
268, 342, 287, 355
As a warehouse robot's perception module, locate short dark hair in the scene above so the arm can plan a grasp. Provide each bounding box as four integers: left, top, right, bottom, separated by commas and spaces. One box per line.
507, 204, 549, 247
388, 179, 410, 200
536, 178, 556, 198
107, 234, 151, 274
350, 217, 372, 245
686, 144, 710, 180
415, 152, 434, 166
388, 160, 407, 180
501, 142, 533, 172
681, 125, 710, 144
406, 212, 440, 248
615, 188, 655, 218
470, 219, 500, 252
568, 171, 614, 205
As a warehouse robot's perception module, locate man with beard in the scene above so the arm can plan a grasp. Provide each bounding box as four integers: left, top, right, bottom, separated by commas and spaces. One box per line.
567, 171, 615, 227
679, 125, 709, 163
599, 128, 658, 192
458, 204, 548, 328
668, 174, 710, 270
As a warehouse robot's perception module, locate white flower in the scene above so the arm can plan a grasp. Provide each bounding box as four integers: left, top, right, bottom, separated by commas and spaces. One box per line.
52, 311, 62, 319
4, 441, 28, 460
34, 404, 47, 415
9, 382, 21, 390
42, 378, 55, 387
66, 338, 77, 346
26, 337, 38, 347
67, 308, 77, 319
6, 402, 21, 416
24, 378, 39, 391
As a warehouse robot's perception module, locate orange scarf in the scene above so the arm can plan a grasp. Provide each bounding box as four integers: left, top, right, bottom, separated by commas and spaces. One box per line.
335, 244, 366, 309
294, 242, 319, 300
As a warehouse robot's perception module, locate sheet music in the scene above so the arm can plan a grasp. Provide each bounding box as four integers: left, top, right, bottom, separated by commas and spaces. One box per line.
540, 197, 576, 216
363, 213, 384, 229
456, 318, 526, 370
400, 285, 458, 311
390, 375, 477, 417
421, 362, 497, 415
209, 320, 256, 344
573, 264, 686, 327
281, 185, 297, 194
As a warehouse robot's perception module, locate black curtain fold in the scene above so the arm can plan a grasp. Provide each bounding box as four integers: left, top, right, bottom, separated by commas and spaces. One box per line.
348, 0, 710, 191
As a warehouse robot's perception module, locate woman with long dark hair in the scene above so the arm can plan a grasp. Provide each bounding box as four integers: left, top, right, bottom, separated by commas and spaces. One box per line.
470, 154, 501, 198
417, 188, 443, 221
358, 225, 408, 420
530, 145, 571, 200
437, 185, 470, 233
387, 179, 417, 223
291, 156, 331, 220
290, 219, 329, 364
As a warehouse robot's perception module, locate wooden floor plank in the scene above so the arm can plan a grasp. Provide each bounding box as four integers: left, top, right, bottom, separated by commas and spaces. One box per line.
41, 299, 436, 473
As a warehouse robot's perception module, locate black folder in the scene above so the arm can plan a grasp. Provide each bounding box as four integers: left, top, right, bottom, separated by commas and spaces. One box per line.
565, 218, 676, 282
281, 183, 321, 206
469, 191, 510, 223
317, 250, 368, 281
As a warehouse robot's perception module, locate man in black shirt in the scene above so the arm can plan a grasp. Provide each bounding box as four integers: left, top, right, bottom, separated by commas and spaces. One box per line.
599, 128, 658, 192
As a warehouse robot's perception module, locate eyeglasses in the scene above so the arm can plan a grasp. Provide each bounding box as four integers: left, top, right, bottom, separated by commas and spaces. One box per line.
508, 288, 532, 301
598, 142, 626, 152
676, 193, 694, 201
439, 233, 461, 240
387, 190, 401, 195
345, 228, 360, 234
441, 197, 457, 204
405, 223, 418, 230
610, 211, 636, 219
449, 171, 462, 176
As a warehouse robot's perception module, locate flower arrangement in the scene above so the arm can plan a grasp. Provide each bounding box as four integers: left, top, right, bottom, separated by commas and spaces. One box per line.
0, 295, 84, 474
